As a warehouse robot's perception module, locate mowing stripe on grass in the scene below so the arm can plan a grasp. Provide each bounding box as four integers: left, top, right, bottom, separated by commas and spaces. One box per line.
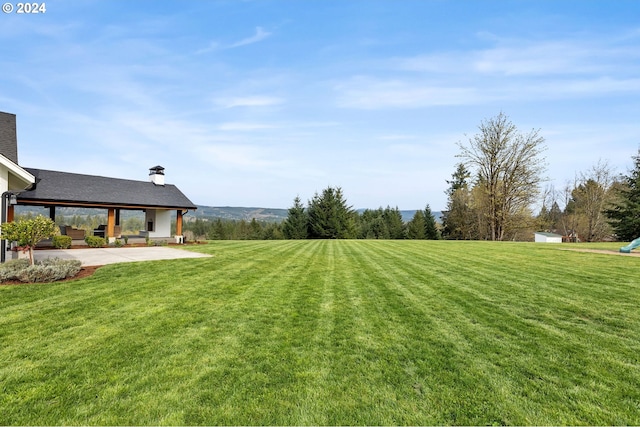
1, 240, 639, 425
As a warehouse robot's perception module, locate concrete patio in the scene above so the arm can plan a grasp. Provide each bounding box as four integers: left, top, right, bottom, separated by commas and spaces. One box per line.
33, 246, 212, 266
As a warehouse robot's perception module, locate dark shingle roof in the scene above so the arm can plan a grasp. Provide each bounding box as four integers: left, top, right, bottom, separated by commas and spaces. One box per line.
0, 112, 19, 164
18, 168, 197, 210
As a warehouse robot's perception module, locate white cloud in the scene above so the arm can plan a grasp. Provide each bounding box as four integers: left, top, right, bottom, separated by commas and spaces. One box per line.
215, 96, 285, 108
473, 42, 595, 76
335, 77, 480, 109
336, 40, 640, 110
377, 134, 417, 141
490, 77, 640, 101
194, 41, 221, 54
229, 27, 272, 48
217, 122, 278, 131
197, 143, 281, 170
346, 33, 640, 110
397, 37, 640, 77
197, 26, 272, 53
395, 53, 467, 74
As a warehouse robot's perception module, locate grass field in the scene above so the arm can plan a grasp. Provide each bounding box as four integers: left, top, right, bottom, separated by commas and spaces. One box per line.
1, 240, 639, 425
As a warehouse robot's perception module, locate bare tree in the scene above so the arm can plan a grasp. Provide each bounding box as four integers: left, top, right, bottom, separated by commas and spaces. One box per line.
560, 178, 580, 241
571, 160, 616, 241
457, 112, 547, 241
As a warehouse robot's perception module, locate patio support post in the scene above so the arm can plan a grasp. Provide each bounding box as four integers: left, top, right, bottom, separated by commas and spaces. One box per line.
49, 206, 55, 221
107, 208, 115, 240
1, 191, 18, 263
7, 204, 14, 222
176, 210, 183, 237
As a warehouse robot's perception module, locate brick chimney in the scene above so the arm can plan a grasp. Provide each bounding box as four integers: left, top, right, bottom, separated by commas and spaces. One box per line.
149, 165, 165, 186
0, 112, 19, 164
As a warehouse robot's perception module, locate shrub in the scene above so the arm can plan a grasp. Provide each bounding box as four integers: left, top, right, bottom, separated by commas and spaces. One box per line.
85, 236, 106, 248
52, 235, 72, 249
0, 215, 58, 265
113, 238, 123, 247
0, 258, 82, 283
0, 259, 30, 281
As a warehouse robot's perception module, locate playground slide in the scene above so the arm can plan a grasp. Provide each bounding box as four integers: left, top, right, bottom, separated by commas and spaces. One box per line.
620, 237, 640, 253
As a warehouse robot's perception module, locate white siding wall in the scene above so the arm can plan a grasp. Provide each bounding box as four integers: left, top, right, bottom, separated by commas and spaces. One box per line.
0, 163, 9, 195
145, 209, 172, 238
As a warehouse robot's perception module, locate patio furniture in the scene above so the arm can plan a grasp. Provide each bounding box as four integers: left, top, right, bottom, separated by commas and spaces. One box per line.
93, 224, 106, 237
64, 226, 86, 240
93, 224, 122, 238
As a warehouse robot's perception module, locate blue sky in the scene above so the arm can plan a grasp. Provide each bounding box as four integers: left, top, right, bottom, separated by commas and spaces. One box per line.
1, 0, 639, 210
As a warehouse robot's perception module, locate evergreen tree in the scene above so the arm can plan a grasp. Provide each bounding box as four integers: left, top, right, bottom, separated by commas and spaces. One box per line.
249, 218, 263, 240
307, 186, 356, 239
207, 218, 222, 239
549, 201, 563, 232
263, 222, 284, 240
283, 196, 308, 239
369, 216, 390, 239
442, 163, 476, 239
356, 206, 404, 239
424, 204, 440, 239
190, 218, 210, 240
607, 150, 640, 241
383, 206, 405, 239
359, 208, 388, 239
446, 163, 471, 197
406, 210, 426, 239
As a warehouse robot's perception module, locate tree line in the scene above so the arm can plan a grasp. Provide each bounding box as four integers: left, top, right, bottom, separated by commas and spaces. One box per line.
181, 191, 440, 241
281, 188, 439, 240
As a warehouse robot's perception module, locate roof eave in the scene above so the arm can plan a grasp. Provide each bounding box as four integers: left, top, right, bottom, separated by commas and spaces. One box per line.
16, 198, 197, 211
0, 154, 35, 190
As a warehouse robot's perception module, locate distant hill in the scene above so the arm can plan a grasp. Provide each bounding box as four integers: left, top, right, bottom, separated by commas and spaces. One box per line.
190, 206, 288, 222
15, 205, 442, 223
192, 207, 443, 223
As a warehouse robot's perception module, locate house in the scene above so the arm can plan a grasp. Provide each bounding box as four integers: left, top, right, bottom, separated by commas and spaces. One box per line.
534, 232, 563, 243
0, 111, 197, 261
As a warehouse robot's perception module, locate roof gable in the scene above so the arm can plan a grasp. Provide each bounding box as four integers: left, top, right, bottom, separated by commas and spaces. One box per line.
0, 153, 35, 191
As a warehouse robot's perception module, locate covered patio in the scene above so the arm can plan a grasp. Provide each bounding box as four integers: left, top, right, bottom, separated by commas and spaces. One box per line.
12, 167, 197, 243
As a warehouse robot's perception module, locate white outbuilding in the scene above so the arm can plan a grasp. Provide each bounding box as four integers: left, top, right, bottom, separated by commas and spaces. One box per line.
534, 232, 563, 243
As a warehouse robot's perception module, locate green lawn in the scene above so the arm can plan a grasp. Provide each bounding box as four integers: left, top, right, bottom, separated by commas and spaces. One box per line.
1, 240, 639, 425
